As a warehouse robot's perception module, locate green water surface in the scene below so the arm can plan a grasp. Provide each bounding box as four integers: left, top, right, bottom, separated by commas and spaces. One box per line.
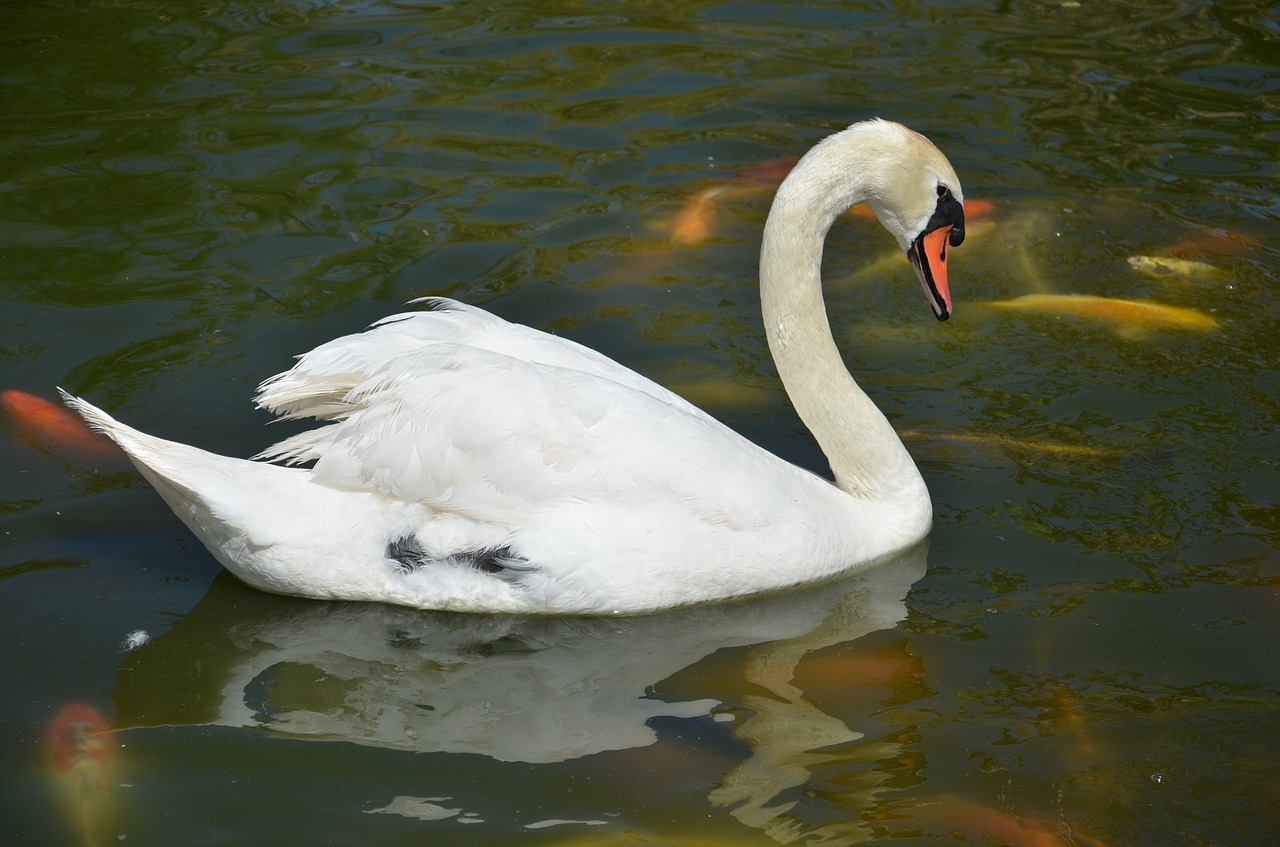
3, 1, 1279, 845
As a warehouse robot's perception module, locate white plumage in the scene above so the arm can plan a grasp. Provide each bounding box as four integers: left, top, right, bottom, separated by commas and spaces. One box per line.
64, 118, 966, 614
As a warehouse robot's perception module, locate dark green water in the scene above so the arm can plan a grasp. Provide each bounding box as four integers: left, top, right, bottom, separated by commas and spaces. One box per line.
3, 1, 1278, 845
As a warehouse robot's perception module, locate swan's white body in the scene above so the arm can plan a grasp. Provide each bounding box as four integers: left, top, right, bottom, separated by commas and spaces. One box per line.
65, 118, 965, 615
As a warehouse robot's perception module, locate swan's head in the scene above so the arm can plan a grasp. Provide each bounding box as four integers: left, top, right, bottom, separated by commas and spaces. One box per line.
781, 119, 966, 321
856, 120, 965, 321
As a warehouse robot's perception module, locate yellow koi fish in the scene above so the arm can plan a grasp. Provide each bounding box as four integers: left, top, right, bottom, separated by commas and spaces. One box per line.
983, 293, 1218, 336
1127, 254, 1222, 283
898, 429, 1121, 460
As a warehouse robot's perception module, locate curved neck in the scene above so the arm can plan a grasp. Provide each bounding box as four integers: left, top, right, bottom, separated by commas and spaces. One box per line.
758, 150, 925, 505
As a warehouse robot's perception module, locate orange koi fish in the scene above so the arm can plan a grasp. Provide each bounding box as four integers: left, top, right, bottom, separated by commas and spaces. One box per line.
46, 702, 112, 785
734, 156, 800, 183
2, 389, 127, 464
668, 182, 790, 245
1164, 227, 1256, 259
669, 186, 728, 245
895, 797, 1108, 847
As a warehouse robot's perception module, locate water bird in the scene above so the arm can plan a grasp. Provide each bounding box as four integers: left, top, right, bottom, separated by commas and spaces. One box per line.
62, 119, 965, 614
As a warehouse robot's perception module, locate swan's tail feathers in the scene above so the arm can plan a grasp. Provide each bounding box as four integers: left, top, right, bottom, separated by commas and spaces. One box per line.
57, 390, 175, 469
57, 389, 220, 521
57, 390, 235, 502
57, 390, 332, 588
57, 390, 266, 491
58, 390, 281, 533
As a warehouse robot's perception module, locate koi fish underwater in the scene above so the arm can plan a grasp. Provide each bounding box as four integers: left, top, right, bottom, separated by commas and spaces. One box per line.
44, 702, 120, 846
2, 390, 127, 467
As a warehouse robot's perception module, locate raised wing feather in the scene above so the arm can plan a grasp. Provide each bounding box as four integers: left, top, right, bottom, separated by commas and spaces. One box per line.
256, 299, 713, 426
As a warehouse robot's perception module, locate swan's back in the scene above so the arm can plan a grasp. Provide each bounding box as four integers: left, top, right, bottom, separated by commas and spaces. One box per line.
257, 300, 714, 433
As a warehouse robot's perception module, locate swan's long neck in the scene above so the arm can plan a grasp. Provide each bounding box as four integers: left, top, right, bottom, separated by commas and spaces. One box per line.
759, 133, 927, 506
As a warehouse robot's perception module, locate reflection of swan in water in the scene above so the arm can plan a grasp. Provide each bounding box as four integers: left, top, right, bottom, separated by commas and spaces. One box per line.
114, 546, 925, 838
709, 586, 912, 845
116, 546, 924, 765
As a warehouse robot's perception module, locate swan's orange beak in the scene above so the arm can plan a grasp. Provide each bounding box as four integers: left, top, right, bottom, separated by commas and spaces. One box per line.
908, 225, 955, 321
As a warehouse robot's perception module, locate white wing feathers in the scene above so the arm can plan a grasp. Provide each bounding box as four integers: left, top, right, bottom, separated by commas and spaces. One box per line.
257, 299, 713, 421
252, 299, 798, 528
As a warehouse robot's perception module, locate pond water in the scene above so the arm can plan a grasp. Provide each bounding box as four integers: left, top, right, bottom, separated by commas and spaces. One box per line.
3, 1, 1279, 845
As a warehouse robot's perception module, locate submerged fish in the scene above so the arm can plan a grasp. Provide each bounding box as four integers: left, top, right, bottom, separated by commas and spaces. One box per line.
45, 702, 119, 846
668, 183, 778, 245
894, 796, 1108, 847
46, 703, 112, 784
898, 429, 1121, 460
733, 156, 800, 183
2, 389, 127, 464
1127, 254, 1223, 283
1164, 227, 1256, 258
983, 293, 1219, 336
668, 186, 729, 245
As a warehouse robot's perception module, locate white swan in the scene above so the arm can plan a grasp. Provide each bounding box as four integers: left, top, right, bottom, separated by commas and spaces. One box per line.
63, 118, 965, 615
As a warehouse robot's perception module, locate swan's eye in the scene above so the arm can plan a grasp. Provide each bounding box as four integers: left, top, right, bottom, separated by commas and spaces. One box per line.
936, 184, 950, 199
